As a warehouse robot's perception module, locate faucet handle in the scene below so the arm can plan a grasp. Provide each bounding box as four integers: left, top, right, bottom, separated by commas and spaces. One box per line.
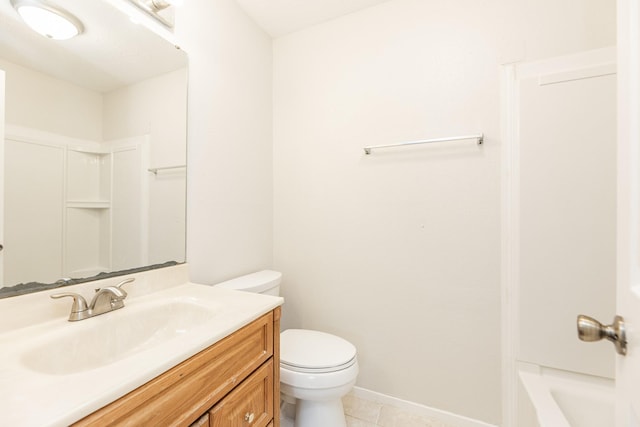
115, 278, 135, 297
51, 292, 89, 321
116, 277, 135, 289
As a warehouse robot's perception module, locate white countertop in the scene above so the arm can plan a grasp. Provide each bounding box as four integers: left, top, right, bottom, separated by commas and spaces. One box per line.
0, 272, 283, 427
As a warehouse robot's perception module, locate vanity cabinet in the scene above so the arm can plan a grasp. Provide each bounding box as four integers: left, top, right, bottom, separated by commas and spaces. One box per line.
74, 307, 281, 427
209, 360, 273, 426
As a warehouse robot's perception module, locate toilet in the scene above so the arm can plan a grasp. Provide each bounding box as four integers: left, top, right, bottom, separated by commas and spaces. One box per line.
215, 270, 358, 427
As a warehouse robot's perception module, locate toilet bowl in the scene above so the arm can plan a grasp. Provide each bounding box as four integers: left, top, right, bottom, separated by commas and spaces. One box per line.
280, 329, 358, 427
214, 271, 358, 427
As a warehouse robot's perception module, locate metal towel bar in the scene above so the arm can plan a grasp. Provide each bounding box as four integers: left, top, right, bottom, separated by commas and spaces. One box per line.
363, 133, 483, 155
147, 165, 186, 174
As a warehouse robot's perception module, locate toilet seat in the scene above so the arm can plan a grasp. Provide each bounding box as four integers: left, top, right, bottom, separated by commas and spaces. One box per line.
280, 329, 357, 374
281, 357, 357, 374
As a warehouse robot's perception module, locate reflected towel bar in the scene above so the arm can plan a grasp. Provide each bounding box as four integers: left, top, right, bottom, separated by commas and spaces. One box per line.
148, 165, 186, 174
363, 133, 483, 155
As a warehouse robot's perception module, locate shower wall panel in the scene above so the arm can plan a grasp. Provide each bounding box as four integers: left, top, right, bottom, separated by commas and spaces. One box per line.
517, 53, 616, 379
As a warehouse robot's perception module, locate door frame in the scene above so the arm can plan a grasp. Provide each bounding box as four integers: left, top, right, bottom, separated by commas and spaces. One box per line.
615, 0, 640, 423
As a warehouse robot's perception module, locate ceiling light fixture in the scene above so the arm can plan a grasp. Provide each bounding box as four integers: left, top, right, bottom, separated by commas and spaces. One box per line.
127, 0, 181, 28
149, 0, 179, 11
11, 0, 84, 40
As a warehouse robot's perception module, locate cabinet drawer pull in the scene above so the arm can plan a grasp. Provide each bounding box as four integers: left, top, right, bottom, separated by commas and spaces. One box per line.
244, 412, 255, 423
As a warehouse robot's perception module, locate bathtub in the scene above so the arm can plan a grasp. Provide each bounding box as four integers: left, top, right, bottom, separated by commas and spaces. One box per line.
519, 368, 615, 427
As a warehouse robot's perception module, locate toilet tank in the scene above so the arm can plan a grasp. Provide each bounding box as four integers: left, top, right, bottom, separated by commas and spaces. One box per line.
214, 270, 282, 296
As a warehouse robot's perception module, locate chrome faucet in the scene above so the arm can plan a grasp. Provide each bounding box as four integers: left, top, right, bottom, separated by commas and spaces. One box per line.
51, 278, 135, 321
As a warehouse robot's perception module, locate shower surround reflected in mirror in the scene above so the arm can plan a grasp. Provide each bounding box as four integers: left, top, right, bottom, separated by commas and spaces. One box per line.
0, 0, 187, 297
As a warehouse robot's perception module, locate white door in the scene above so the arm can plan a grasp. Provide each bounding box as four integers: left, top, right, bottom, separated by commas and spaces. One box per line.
616, 0, 640, 424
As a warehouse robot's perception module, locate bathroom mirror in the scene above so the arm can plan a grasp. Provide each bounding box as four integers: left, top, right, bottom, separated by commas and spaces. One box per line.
0, 0, 187, 298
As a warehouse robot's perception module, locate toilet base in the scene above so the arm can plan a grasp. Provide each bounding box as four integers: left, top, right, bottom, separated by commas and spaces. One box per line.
294, 398, 347, 427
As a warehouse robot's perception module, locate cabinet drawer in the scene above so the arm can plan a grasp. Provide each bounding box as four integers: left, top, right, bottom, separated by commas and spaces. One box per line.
75, 312, 274, 426
190, 413, 209, 427
210, 359, 274, 427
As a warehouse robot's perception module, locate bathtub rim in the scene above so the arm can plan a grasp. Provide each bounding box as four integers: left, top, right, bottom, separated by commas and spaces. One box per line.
518, 364, 614, 427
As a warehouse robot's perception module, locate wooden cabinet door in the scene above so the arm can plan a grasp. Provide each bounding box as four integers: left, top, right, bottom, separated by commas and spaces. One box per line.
210, 360, 274, 427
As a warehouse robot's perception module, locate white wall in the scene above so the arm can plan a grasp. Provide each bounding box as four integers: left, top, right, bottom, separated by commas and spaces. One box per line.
0, 59, 102, 141
102, 69, 187, 166
272, 0, 615, 424
173, 0, 273, 284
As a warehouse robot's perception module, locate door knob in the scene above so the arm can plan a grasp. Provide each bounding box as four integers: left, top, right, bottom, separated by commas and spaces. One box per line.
577, 314, 626, 355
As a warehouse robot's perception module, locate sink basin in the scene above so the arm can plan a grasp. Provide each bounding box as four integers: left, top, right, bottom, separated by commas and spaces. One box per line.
21, 298, 219, 375
0, 275, 283, 427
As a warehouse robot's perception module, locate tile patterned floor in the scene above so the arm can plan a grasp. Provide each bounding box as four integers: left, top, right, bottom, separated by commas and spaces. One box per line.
281, 392, 460, 427
343, 393, 458, 427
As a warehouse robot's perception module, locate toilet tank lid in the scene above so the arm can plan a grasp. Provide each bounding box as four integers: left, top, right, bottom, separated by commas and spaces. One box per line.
215, 270, 282, 293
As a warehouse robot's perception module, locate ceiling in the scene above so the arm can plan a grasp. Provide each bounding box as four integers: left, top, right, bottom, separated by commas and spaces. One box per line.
0, 0, 388, 91
0, 0, 185, 92
234, 0, 391, 38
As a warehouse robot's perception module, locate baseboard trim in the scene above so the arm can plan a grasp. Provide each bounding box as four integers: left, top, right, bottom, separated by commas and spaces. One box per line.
349, 386, 498, 427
